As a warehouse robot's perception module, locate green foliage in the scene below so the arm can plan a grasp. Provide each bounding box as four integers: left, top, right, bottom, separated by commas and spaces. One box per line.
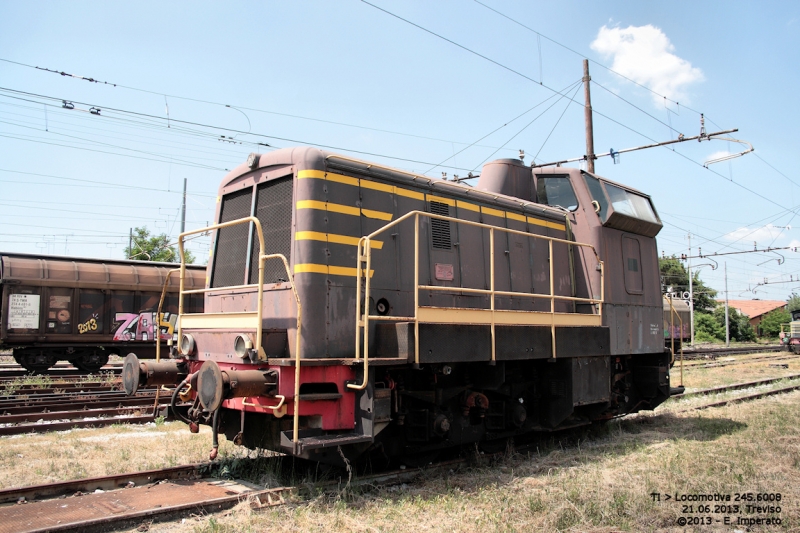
759, 308, 791, 338
659, 256, 717, 312
123, 226, 195, 264
694, 312, 724, 342
712, 306, 756, 342
693, 306, 757, 342
787, 293, 800, 313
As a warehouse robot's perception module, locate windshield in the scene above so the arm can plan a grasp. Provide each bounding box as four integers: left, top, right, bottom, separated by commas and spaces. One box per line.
604, 183, 659, 223
536, 175, 578, 211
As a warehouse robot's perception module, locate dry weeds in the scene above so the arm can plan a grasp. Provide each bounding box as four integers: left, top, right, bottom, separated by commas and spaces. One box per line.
677, 352, 800, 391
2, 351, 798, 532
0, 422, 236, 489
143, 393, 799, 533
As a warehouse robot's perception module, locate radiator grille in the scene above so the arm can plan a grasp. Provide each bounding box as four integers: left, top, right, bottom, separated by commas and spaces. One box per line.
430, 201, 452, 250
210, 188, 253, 288
248, 176, 294, 284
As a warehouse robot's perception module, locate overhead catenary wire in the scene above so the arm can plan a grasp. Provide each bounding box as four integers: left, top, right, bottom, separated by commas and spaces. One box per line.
424, 79, 582, 174
0, 87, 484, 173
0, 57, 524, 154
473, 81, 583, 170
470, 0, 706, 118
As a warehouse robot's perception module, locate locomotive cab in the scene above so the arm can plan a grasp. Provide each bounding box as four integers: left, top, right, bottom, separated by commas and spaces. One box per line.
478, 162, 671, 413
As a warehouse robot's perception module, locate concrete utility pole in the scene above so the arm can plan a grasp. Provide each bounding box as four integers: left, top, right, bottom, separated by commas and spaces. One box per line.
583, 59, 596, 174
180, 178, 187, 234
688, 232, 694, 346
725, 261, 730, 347
128, 228, 132, 260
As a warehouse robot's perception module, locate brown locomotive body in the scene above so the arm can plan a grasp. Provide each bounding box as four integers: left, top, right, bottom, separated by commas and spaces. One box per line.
0, 253, 204, 371
125, 146, 674, 464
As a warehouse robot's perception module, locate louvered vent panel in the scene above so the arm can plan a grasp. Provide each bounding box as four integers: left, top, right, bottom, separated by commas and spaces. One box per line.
210, 188, 253, 288
248, 176, 294, 284
430, 201, 452, 250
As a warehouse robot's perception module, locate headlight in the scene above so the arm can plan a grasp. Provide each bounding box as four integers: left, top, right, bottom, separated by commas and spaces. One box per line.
180, 333, 195, 355
234, 334, 253, 358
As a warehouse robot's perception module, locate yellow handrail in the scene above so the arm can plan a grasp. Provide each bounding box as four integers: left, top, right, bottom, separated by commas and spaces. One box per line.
176, 217, 304, 446
350, 210, 604, 389
664, 296, 684, 387
155, 268, 181, 363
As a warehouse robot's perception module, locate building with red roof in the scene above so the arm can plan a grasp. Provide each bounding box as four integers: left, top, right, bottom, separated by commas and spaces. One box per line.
720, 300, 787, 336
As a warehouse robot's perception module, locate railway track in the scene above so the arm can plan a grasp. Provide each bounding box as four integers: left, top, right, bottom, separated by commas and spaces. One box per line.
678, 352, 798, 369
3, 374, 800, 533
0, 455, 455, 533
0, 363, 123, 379
679, 344, 785, 359
0, 373, 173, 435
667, 373, 800, 412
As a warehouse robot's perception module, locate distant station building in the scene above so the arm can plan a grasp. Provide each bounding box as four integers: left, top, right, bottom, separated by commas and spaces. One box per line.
720, 300, 788, 336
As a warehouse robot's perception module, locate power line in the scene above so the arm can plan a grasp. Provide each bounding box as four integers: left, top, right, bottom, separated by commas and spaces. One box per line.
425, 79, 581, 174
0, 87, 483, 173
470, 0, 706, 118
591, 80, 679, 135
0, 56, 521, 154
474, 80, 582, 170
0, 168, 216, 197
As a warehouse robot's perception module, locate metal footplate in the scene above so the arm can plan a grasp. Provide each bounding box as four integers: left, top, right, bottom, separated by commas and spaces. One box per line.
280, 429, 372, 454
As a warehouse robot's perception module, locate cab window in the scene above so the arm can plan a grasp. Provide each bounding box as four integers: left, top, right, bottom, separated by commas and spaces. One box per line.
536, 176, 578, 211
604, 183, 659, 223
583, 174, 610, 221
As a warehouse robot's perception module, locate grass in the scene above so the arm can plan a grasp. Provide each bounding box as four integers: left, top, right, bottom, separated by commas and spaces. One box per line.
2, 350, 798, 532
675, 352, 800, 391
0, 422, 237, 490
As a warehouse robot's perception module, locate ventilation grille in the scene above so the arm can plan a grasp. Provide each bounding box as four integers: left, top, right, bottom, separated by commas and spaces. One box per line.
430, 201, 452, 250
248, 176, 294, 284
211, 188, 253, 288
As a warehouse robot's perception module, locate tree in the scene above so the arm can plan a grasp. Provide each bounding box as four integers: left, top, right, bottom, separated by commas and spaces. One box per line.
759, 308, 791, 338
787, 293, 800, 314
659, 256, 717, 312
694, 312, 724, 342
711, 306, 756, 342
124, 227, 195, 264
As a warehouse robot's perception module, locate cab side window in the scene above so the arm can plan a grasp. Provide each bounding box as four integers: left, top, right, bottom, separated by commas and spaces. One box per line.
583, 174, 610, 221
536, 176, 578, 211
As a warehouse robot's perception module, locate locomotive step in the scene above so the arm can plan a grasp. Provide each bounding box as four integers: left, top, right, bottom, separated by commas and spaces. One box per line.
280, 429, 371, 453
297, 392, 343, 401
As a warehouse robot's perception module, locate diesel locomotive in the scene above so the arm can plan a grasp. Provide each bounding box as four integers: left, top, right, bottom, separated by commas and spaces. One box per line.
124, 146, 676, 464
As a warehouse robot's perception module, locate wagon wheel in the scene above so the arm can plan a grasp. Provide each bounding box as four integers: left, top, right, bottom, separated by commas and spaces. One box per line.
69, 351, 110, 372
13, 351, 57, 373
792, 344, 800, 355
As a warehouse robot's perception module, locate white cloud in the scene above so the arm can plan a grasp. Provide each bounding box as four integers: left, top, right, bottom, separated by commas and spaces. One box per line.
706, 150, 732, 162
590, 24, 704, 106
723, 224, 788, 244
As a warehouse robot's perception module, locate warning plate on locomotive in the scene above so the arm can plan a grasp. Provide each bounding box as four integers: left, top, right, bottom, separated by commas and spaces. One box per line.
435, 263, 454, 281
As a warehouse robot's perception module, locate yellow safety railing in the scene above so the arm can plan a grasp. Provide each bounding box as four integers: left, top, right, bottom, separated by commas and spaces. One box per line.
664, 296, 684, 387
176, 217, 304, 446
350, 210, 604, 389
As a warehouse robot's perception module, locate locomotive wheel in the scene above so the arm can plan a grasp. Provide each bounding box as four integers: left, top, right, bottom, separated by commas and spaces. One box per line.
70, 351, 110, 372
13, 351, 57, 373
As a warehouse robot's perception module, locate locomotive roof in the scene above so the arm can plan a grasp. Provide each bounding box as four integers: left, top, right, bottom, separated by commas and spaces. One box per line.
219, 146, 573, 223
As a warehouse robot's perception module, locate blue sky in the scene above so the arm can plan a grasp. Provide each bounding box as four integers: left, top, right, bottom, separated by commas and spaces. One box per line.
1, 1, 799, 302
